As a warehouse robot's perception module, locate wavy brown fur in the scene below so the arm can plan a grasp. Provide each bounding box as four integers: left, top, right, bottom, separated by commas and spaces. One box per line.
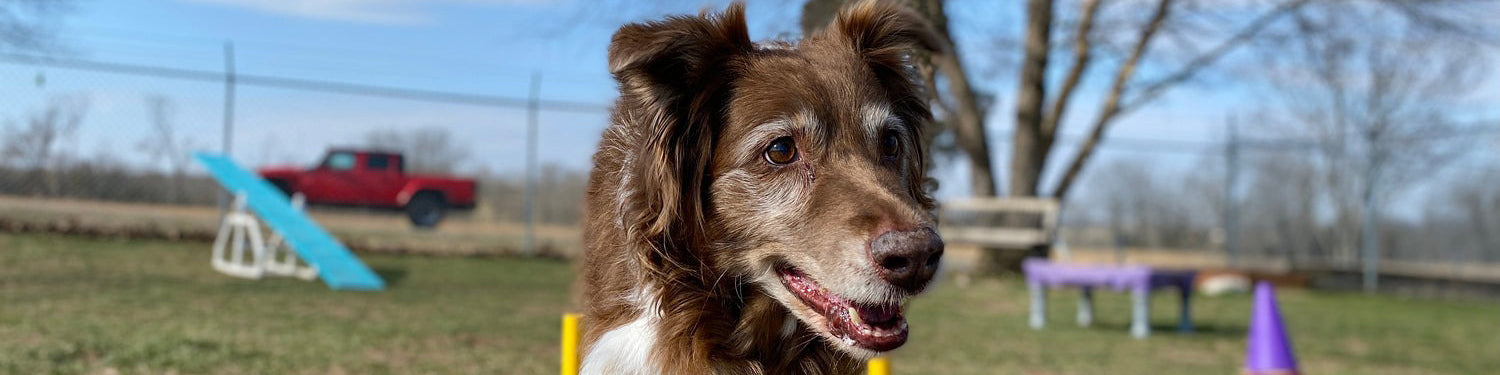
581, 2, 939, 374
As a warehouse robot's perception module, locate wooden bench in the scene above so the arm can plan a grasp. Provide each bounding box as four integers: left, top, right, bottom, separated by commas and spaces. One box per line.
939, 197, 1061, 250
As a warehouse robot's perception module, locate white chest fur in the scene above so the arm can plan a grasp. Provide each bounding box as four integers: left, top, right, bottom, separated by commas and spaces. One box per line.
580, 287, 661, 375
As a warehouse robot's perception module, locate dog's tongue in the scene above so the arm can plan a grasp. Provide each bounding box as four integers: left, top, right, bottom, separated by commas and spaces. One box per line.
780, 268, 909, 352
829, 299, 907, 352
855, 303, 899, 325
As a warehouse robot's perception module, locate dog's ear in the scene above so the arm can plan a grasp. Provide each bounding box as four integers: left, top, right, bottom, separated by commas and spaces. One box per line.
828, 1, 941, 210
608, 2, 752, 111
826, 0, 942, 79
609, 3, 752, 268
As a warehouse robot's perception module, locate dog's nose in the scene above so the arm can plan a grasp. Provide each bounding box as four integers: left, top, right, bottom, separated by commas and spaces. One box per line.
869, 228, 944, 292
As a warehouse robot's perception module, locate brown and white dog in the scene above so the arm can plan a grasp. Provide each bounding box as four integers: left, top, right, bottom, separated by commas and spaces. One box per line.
580, 1, 944, 374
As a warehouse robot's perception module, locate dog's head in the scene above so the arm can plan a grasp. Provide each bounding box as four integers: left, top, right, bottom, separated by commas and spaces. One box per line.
609, 0, 943, 357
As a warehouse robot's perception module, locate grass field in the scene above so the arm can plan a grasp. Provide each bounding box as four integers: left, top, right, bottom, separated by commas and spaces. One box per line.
3, 233, 1498, 374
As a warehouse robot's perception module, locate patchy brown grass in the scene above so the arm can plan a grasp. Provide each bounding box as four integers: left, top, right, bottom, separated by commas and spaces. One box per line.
4, 232, 1498, 374
0, 232, 576, 374
0, 194, 581, 257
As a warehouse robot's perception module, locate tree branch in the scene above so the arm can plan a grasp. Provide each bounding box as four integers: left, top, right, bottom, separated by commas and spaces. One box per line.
911, 0, 996, 197
934, 48, 998, 196
1050, 0, 1173, 198
1119, 0, 1312, 114
920, 62, 955, 119
1040, 0, 1100, 138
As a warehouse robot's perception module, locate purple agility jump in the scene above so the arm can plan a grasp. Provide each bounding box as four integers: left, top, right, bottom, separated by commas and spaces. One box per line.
1022, 259, 1197, 338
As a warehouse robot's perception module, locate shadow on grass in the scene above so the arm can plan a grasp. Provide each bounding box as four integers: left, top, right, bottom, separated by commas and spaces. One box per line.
1163, 323, 1247, 338
1079, 322, 1248, 338
374, 267, 408, 287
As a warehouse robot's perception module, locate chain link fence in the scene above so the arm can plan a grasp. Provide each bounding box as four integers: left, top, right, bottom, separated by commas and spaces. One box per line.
0, 45, 611, 257
1055, 121, 1500, 291
3, 38, 1498, 288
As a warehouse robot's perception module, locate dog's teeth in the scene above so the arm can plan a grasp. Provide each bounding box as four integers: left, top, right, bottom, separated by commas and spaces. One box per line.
847, 306, 863, 326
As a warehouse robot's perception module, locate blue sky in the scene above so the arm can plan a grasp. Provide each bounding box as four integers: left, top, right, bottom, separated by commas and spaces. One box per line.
2, 0, 1496, 206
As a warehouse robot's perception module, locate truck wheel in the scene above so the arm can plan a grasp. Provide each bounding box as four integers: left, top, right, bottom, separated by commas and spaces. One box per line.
407, 193, 446, 228
269, 179, 295, 198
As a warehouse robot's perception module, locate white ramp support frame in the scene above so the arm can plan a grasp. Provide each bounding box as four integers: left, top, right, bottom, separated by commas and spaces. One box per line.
196, 153, 384, 290
211, 192, 317, 280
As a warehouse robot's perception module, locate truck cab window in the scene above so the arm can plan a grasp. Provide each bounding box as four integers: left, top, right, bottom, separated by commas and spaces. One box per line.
323, 152, 356, 171
367, 155, 390, 170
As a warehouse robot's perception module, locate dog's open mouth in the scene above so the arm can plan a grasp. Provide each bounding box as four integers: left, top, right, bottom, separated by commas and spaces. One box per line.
777, 266, 908, 352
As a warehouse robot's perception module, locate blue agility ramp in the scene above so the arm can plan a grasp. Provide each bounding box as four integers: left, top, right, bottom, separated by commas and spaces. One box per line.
196, 152, 385, 291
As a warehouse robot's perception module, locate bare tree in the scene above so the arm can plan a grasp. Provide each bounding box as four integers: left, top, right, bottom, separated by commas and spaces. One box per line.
0, 2, 79, 196
811, 0, 1496, 204
1, 95, 89, 196
1032, 0, 1332, 199
364, 126, 471, 174
1437, 167, 1500, 262
816, 0, 1318, 200
801, 0, 1322, 272
1237, 150, 1324, 263
137, 95, 198, 204
909, 0, 998, 197
797, 0, 1315, 272
799, 0, 1353, 201
1077, 158, 1216, 250
536, 162, 589, 224
1257, 2, 1488, 266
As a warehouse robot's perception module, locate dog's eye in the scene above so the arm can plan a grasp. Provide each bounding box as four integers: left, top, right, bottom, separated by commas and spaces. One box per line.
880, 132, 901, 158
764, 137, 798, 165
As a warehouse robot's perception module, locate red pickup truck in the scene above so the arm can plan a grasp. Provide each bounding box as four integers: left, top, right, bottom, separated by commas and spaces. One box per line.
259, 149, 477, 228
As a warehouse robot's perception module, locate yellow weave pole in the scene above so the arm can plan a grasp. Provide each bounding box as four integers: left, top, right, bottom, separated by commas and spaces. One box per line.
867, 357, 891, 375
561, 313, 581, 375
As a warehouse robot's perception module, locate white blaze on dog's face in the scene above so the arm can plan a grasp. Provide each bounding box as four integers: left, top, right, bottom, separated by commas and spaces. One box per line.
702, 3, 945, 357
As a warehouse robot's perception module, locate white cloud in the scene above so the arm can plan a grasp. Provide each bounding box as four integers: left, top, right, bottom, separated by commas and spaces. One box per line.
178, 0, 556, 25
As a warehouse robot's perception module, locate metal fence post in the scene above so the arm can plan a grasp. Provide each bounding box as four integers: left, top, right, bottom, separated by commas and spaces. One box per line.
1224, 118, 1239, 267
219, 41, 236, 218
525, 72, 540, 256
1361, 156, 1381, 293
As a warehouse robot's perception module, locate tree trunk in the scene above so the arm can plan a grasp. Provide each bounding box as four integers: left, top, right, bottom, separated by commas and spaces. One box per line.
964, 0, 1055, 276
910, 0, 996, 197
1010, 0, 1054, 199
934, 52, 997, 197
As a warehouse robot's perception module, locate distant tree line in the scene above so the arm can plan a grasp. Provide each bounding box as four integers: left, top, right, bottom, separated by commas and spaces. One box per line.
1067, 151, 1500, 264
0, 102, 590, 225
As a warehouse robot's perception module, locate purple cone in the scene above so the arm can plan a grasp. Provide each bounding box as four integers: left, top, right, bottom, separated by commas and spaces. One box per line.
1244, 281, 1298, 374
